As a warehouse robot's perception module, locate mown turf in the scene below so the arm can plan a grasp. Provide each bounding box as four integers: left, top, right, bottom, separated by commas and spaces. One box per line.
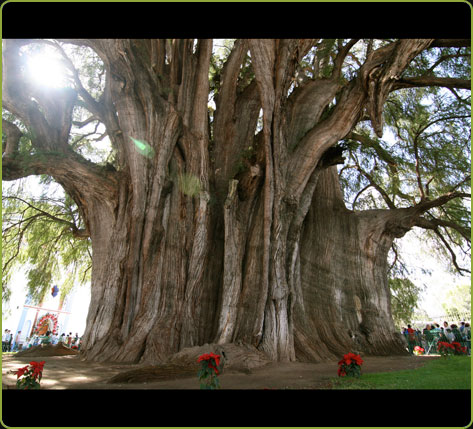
331, 355, 471, 389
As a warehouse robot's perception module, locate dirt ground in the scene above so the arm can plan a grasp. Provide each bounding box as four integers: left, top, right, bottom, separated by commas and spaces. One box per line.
1, 352, 438, 390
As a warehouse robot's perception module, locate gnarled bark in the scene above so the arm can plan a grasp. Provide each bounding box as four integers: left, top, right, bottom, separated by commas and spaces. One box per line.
3, 38, 469, 364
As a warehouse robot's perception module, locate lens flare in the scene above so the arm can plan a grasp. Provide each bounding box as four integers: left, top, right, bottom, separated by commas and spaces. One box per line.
26, 54, 68, 88
130, 137, 155, 159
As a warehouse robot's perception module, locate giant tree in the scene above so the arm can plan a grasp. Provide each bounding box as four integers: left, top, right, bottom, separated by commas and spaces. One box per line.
2, 37, 470, 363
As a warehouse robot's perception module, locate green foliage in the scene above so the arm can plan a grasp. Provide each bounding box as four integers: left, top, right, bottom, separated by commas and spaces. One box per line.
440, 284, 471, 319
2, 180, 91, 305
340, 70, 470, 275
197, 352, 222, 389
389, 277, 423, 329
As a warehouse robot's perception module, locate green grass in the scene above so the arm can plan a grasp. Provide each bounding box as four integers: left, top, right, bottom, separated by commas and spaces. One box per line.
330, 356, 471, 389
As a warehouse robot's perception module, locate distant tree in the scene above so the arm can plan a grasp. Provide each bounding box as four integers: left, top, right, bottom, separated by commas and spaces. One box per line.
389, 278, 423, 329
441, 284, 471, 320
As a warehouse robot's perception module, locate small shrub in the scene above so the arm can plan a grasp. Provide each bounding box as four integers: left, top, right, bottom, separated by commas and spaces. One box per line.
338, 352, 363, 378
15, 361, 45, 389
197, 352, 222, 389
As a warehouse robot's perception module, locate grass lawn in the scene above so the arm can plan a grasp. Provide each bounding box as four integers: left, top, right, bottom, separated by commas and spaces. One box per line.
331, 355, 471, 389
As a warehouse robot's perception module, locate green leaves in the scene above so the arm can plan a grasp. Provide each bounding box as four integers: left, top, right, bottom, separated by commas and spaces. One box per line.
197, 353, 222, 389
2, 180, 91, 305
389, 277, 423, 328
340, 72, 470, 276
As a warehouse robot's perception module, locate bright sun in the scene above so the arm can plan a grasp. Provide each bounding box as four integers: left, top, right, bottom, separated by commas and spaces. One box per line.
26, 52, 68, 88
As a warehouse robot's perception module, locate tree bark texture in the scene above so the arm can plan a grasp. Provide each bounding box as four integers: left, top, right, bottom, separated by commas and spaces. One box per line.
4, 38, 466, 364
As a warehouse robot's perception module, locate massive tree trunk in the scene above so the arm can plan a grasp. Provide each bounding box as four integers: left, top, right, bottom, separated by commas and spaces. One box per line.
5, 38, 466, 364
295, 167, 407, 360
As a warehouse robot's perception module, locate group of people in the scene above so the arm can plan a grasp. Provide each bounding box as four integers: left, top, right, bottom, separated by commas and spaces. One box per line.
2, 329, 27, 352
2, 329, 82, 352
1, 329, 14, 352
402, 321, 471, 355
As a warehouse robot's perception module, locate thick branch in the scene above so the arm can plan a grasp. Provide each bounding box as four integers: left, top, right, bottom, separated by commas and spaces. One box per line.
2, 151, 118, 202
413, 191, 470, 214
332, 39, 359, 79
393, 76, 471, 91
431, 39, 471, 48
286, 40, 433, 202
365, 39, 434, 137
2, 119, 23, 156
414, 216, 470, 243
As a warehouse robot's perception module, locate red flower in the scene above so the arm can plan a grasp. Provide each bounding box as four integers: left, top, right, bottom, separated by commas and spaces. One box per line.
15, 366, 29, 379
197, 353, 220, 366
28, 361, 45, 380
197, 353, 221, 375
339, 352, 363, 366
337, 353, 363, 377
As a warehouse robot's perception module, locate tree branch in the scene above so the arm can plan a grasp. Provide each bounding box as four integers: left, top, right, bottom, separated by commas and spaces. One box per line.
2, 195, 89, 238
346, 131, 398, 172
355, 166, 396, 209
393, 76, 471, 91
433, 228, 471, 275
332, 39, 359, 80
286, 39, 433, 202
430, 39, 471, 48
2, 39, 119, 204
2, 119, 23, 156
415, 215, 470, 243
412, 133, 426, 201
2, 151, 118, 202
413, 191, 470, 214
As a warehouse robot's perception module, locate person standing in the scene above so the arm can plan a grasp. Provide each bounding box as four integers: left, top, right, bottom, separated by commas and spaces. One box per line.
407, 324, 416, 354
445, 328, 455, 343
464, 323, 471, 355
13, 331, 23, 351
41, 331, 52, 345
2, 329, 9, 352
7, 330, 13, 351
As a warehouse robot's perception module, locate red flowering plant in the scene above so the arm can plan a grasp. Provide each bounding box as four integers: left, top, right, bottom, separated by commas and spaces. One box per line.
338, 352, 363, 378
15, 361, 45, 389
437, 341, 455, 357
413, 346, 424, 356
451, 342, 468, 355
197, 352, 222, 389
